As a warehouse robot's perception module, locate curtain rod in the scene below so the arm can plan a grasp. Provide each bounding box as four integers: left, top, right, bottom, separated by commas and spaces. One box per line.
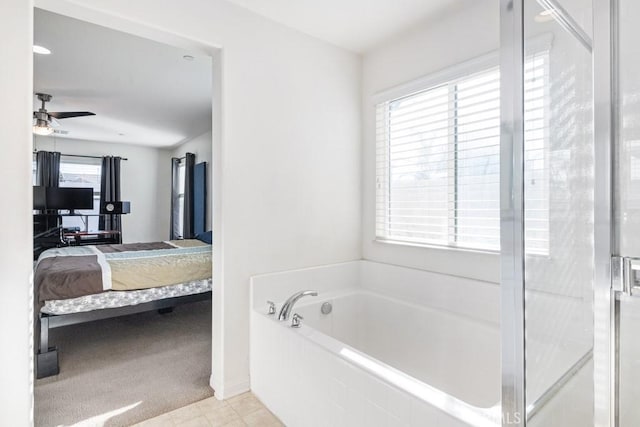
172, 152, 195, 161
33, 151, 128, 161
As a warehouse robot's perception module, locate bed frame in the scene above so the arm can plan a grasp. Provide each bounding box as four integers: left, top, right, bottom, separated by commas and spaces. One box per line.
36, 290, 212, 379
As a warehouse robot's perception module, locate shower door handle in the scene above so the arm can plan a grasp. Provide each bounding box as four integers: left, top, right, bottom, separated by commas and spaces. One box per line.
611, 256, 640, 296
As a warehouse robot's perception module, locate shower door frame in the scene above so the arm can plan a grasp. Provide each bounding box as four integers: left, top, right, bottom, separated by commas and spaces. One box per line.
499, 0, 526, 425
500, 0, 616, 426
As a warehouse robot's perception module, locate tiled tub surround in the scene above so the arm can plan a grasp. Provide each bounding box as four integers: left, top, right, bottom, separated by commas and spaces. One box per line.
250, 261, 502, 427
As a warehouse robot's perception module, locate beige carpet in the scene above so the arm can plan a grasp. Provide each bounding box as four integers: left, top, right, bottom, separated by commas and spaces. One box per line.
35, 299, 214, 427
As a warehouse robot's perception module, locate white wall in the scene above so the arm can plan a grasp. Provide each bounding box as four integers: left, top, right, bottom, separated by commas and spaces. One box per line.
361, 1, 500, 283
0, 0, 34, 424
2, 0, 363, 413
207, 2, 362, 394
34, 136, 172, 243
171, 131, 213, 231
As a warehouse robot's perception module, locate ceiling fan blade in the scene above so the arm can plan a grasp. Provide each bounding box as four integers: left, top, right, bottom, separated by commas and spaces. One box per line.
49, 111, 96, 119
50, 117, 61, 127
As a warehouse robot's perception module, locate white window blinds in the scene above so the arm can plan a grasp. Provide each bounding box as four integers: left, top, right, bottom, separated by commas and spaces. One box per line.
376, 56, 548, 252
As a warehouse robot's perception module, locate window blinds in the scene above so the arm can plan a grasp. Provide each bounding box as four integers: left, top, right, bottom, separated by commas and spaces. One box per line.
376, 56, 548, 252
523, 53, 550, 254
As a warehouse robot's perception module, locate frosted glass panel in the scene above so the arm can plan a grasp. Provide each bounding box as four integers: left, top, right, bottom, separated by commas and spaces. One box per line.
618, 0, 640, 425
619, 297, 640, 426
523, 2, 594, 424
619, 0, 640, 256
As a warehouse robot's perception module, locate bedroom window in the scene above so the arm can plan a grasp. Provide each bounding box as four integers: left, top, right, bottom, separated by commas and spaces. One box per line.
375, 54, 549, 253
32, 155, 103, 231
171, 157, 187, 239
59, 157, 102, 231
176, 161, 186, 238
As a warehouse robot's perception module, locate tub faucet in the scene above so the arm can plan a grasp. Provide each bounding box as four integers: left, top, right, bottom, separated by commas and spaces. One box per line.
278, 290, 318, 321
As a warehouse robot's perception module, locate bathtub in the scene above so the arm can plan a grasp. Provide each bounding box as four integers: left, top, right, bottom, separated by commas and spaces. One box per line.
295, 290, 500, 409
250, 261, 501, 427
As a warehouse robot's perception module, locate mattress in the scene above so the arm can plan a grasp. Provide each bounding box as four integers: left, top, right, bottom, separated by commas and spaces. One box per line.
35, 239, 212, 302
41, 278, 212, 315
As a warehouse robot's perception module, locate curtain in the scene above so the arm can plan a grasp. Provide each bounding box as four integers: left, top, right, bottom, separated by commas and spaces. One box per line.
99, 156, 122, 234
183, 153, 196, 239
170, 157, 182, 239
35, 151, 61, 222
193, 162, 207, 237
35, 151, 61, 187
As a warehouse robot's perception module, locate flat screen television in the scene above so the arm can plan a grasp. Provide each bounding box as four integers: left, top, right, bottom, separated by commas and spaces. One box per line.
33, 186, 94, 213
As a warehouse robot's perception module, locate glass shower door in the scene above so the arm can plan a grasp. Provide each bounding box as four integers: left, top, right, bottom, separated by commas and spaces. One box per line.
500, 1, 596, 425
503, 1, 640, 425
614, 0, 640, 424
522, 1, 595, 426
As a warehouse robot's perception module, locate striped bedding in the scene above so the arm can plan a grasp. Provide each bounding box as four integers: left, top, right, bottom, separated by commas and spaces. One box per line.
35, 239, 212, 302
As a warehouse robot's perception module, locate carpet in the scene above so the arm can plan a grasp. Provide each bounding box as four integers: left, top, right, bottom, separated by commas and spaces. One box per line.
35, 299, 214, 427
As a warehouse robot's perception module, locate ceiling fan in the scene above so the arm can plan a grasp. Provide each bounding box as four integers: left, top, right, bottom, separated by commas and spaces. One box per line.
33, 92, 95, 136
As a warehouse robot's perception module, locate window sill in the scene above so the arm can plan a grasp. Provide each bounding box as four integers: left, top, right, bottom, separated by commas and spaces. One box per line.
373, 239, 552, 260
369, 238, 500, 283
373, 238, 500, 256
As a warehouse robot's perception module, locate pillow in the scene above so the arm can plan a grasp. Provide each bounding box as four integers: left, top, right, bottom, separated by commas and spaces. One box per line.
196, 230, 212, 244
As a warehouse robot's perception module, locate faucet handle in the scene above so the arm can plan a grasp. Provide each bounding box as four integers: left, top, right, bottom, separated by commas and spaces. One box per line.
267, 301, 276, 315
291, 313, 304, 328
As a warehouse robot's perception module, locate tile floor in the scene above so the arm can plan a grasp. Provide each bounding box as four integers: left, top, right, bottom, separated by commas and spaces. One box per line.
133, 392, 284, 427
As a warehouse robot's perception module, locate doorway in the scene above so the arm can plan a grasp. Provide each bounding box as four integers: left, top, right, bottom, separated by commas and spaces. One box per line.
32, 6, 221, 425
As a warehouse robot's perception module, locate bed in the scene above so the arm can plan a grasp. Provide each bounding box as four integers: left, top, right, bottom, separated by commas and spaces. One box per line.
35, 239, 212, 378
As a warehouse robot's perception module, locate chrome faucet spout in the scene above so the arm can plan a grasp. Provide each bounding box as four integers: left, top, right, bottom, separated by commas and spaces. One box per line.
277, 290, 318, 321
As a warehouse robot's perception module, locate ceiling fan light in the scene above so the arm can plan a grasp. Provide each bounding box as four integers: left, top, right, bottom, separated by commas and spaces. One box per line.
33, 122, 54, 136
33, 45, 51, 55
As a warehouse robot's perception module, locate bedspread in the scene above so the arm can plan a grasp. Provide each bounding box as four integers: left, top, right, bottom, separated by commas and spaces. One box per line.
35, 240, 212, 302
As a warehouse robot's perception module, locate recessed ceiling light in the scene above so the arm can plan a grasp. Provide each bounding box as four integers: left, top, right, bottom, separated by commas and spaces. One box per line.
33, 45, 51, 55
183, 55, 195, 61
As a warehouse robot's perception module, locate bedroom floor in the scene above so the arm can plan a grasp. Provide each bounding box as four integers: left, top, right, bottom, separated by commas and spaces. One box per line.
133, 392, 283, 427
35, 300, 214, 426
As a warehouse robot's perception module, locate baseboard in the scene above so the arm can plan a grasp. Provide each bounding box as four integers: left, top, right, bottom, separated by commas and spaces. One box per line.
210, 374, 250, 400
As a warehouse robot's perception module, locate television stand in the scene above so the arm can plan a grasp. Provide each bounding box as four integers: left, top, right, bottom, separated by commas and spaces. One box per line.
64, 230, 121, 246
34, 213, 124, 258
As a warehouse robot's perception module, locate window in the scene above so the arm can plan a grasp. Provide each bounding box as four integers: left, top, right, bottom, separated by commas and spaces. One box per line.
59, 157, 102, 231
171, 158, 187, 239
33, 155, 102, 231
376, 55, 549, 252
176, 160, 186, 238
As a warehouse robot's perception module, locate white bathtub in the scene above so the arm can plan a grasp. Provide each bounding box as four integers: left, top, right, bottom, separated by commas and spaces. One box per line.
295, 290, 500, 409
250, 261, 501, 427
